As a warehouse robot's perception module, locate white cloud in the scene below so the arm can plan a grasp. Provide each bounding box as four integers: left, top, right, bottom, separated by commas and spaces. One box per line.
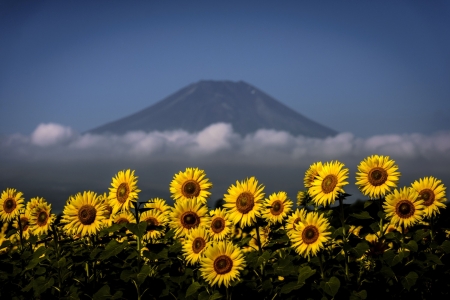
30, 123, 76, 146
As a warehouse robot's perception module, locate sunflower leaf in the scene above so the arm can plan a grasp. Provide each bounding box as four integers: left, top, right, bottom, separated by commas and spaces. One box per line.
350, 290, 368, 300
320, 276, 340, 297
350, 211, 373, 220
352, 241, 370, 258
93, 284, 112, 300
413, 229, 429, 242
405, 240, 418, 252
363, 201, 373, 209
185, 281, 202, 298
425, 253, 443, 265
297, 265, 316, 284
281, 281, 304, 294
209, 291, 223, 300
99, 239, 127, 260
401, 271, 418, 291
440, 240, 450, 253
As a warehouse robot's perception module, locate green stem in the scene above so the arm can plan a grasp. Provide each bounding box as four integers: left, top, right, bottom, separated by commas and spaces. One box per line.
318, 253, 325, 279
255, 222, 263, 255
378, 197, 384, 238
338, 196, 349, 280
52, 225, 62, 297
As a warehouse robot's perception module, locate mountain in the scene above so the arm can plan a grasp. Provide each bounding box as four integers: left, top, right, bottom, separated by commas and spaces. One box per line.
88, 80, 337, 138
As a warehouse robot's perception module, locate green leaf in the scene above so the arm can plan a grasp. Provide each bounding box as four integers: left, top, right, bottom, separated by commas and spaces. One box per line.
363, 201, 373, 209
137, 264, 151, 285
391, 251, 404, 267
439, 240, 450, 253
99, 239, 127, 260
350, 211, 373, 220
198, 291, 210, 300
352, 242, 370, 258
384, 232, 396, 240
321, 276, 340, 297
35, 267, 46, 275
261, 279, 273, 291
93, 285, 112, 300
405, 240, 418, 252
209, 291, 223, 300
425, 253, 443, 265
120, 268, 133, 282
281, 281, 303, 294
350, 290, 367, 300
380, 266, 395, 279
401, 271, 418, 291
186, 281, 202, 298
298, 266, 316, 284
413, 229, 429, 242
256, 250, 271, 267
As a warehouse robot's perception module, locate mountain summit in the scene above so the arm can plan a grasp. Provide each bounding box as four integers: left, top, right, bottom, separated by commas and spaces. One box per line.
88, 80, 337, 138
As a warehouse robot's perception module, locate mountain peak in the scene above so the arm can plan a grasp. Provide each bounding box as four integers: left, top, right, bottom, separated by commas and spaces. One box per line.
88, 81, 337, 138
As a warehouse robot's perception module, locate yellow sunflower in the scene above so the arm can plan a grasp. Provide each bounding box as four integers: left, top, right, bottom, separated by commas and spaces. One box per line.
411, 176, 447, 218
200, 241, 246, 288
383, 187, 424, 229
61, 191, 107, 237
289, 211, 331, 258
304, 162, 323, 188
208, 208, 232, 241
140, 209, 168, 241
308, 161, 349, 207
356, 155, 400, 199
223, 177, 265, 228
12, 209, 32, 239
231, 225, 243, 240
247, 226, 270, 251
286, 208, 308, 238
26, 196, 45, 212
182, 226, 211, 265
170, 167, 212, 205
262, 191, 293, 224
113, 210, 136, 225
108, 169, 141, 215
0, 188, 25, 223
144, 198, 171, 216
296, 190, 308, 207
29, 201, 56, 236
169, 198, 208, 238
99, 192, 113, 228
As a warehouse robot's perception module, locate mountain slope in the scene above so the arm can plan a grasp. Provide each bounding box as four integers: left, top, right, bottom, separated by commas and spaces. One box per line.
88, 80, 337, 138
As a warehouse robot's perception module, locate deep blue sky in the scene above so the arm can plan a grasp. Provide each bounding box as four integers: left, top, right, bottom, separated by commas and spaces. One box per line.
1, 0, 450, 137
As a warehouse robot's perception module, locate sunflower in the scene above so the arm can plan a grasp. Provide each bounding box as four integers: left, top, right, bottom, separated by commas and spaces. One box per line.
304, 162, 323, 188
383, 187, 424, 229
99, 192, 113, 228
262, 191, 293, 224
308, 161, 349, 207
411, 176, 447, 218
170, 167, 212, 205
247, 226, 270, 251
231, 225, 243, 240
113, 211, 136, 225
223, 177, 265, 228
144, 198, 171, 216
61, 191, 107, 237
286, 208, 308, 238
289, 211, 331, 258
29, 201, 56, 236
0, 188, 25, 223
12, 209, 32, 239
108, 169, 141, 215
208, 208, 232, 241
296, 190, 308, 207
140, 209, 168, 241
26, 197, 45, 212
200, 241, 246, 288
169, 198, 208, 238
182, 226, 211, 265
356, 155, 400, 199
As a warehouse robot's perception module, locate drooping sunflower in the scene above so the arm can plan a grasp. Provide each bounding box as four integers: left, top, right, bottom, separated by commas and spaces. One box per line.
140, 209, 168, 241
144, 198, 171, 216
286, 208, 308, 238
289, 211, 331, 258
182, 226, 211, 265
208, 208, 232, 241
304, 162, 323, 188
411, 176, 447, 218
308, 161, 349, 207
12, 209, 32, 239
0, 188, 25, 223
29, 201, 56, 236
383, 187, 424, 229
356, 155, 400, 199
170, 168, 212, 205
169, 198, 208, 238
108, 169, 141, 215
223, 177, 265, 228
200, 241, 246, 288
61, 191, 107, 237
113, 211, 136, 225
261, 191, 293, 224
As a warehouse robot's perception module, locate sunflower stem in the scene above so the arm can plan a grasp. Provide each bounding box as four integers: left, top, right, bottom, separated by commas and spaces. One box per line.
318, 252, 325, 279
17, 213, 24, 252
255, 222, 263, 256
338, 195, 350, 281
378, 197, 384, 239
52, 224, 63, 298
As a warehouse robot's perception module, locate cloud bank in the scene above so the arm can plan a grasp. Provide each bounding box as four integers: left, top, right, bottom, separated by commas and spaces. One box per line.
1, 123, 449, 212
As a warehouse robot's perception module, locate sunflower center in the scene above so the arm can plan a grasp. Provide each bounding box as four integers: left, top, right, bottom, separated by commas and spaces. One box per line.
37, 211, 49, 226
321, 175, 337, 194
182, 180, 200, 198
293, 217, 301, 225
20, 217, 29, 231
192, 237, 206, 253
236, 192, 255, 214
3, 198, 16, 213
419, 189, 435, 206
77, 205, 97, 225
396, 200, 415, 219
214, 255, 233, 275
211, 217, 226, 233
270, 200, 283, 216
368, 167, 388, 186
181, 211, 200, 229
145, 217, 159, 231
302, 225, 319, 244
116, 218, 129, 224
117, 183, 130, 204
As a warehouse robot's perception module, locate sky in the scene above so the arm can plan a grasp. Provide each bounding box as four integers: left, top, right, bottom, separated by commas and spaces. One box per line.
1, 0, 450, 212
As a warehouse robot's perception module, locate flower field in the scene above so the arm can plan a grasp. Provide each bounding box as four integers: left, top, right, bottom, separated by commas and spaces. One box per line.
0, 155, 449, 299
